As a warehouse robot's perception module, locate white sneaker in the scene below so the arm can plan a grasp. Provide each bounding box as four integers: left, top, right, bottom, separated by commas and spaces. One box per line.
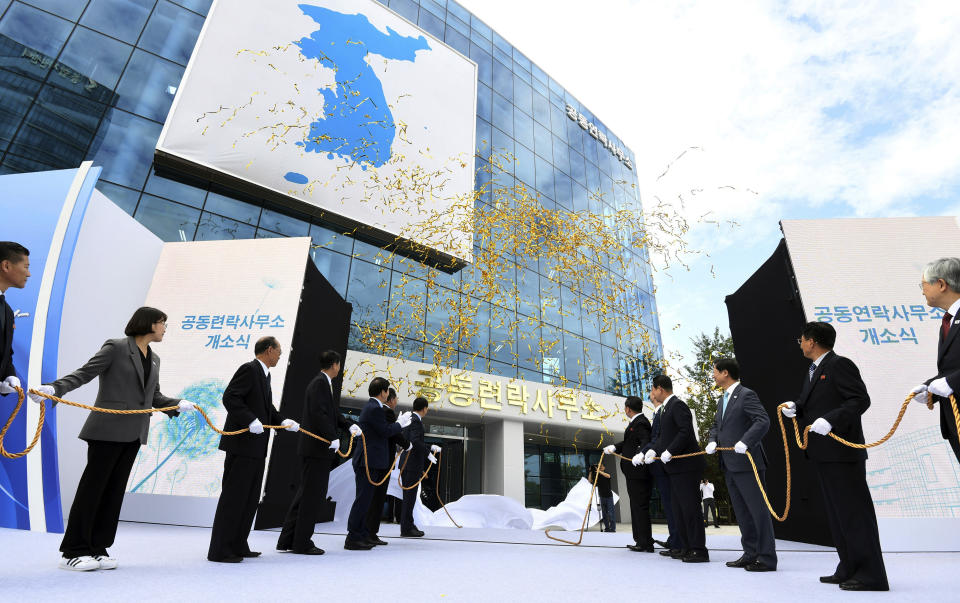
93, 555, 118, 569
59, 556, 100, 571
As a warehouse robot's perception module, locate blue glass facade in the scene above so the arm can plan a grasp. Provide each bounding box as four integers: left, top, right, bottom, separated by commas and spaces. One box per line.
0, 0, 662, 397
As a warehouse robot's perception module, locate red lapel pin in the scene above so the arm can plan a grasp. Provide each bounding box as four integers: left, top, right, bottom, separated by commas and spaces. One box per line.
820, 375, 826, 380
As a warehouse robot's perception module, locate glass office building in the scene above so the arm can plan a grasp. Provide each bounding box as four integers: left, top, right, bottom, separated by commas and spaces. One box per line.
0, 0, 662, 512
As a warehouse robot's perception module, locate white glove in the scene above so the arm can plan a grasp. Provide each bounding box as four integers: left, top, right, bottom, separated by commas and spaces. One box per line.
430, 444, 441, 453
910, 384, 929, 403
643, 449, 657, 464
0, 375, 21, 395
397, 411, 412, 428
705, 442, 717, 454
929, 377, 954, 398
734, 441, 748, 454
428, 453, 437, 464
328, 438, 340, 450
29, 384, 55, 404
661, 450, 672, 463
249, 419, 264, 434
603, 444, 616, 454
349, 424, 362, 436
406, 442, 413, 451
631, 452, 644, 466
810, 417, 832, 436
177, 399, 196, 412
781, 401, 797, 418
281, 419, 299, 432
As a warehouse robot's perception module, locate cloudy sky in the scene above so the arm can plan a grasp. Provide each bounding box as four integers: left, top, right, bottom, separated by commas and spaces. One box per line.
458, 0, 960, 367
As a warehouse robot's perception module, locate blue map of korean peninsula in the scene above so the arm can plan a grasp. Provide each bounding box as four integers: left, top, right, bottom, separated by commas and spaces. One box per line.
283, 4, 431, 185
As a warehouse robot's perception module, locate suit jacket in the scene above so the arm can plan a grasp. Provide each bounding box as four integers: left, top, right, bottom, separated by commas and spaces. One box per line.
651, 395, 705, 475
297, 372, 353, 458
644, 406, 667, 478
49, 337, 180, 444
928, 312, 960, 441
614, 414, 652, 480
399, 413, 427, 481
707, 383, 769, 472
217, 359, 282, 458
796, 351, 869, 462
352, 398, 401, 470
0, 296, 15, 382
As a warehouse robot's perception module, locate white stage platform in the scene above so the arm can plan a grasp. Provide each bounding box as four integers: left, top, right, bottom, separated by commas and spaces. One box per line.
2, 522, 955, 600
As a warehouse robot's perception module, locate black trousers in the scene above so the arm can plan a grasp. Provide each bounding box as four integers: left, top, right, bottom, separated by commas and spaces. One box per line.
277, 454, 333, 552
654, 472, 679, 549
365, 477, 390, 538
400, 472, 419, 532
60, 439, 140, 558
815, 460, 888, 589
669, 471, 706, 553
702, 497, 719, 527
347, 465, 386, 542
208, 453, 265, 560
625, 478, 653, 547
726, 469, 777, 568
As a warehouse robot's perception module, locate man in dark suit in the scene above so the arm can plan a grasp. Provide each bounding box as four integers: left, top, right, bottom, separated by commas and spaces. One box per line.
0, 242, 30, 398
603, 395, 654, 552
914, 257, 960, 465
208, 336, 300, 563
782, 322, 888, 591
646, 391, 680, 555
706, 357, 776, 572
277, 350, 358, 555
399, 396, 439, 537
345, 377, 411, 550
363, 387, 411, 545
643, 374, 708, 563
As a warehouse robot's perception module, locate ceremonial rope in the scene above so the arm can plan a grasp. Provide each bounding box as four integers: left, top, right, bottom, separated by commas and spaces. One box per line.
396, 447, 434, 491
546, 391, 960, 544
544, 455, 605, 544
433, 449, 462, 528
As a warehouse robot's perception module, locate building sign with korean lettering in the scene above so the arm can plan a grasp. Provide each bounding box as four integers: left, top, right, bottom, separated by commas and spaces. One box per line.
565, 104, 633, 170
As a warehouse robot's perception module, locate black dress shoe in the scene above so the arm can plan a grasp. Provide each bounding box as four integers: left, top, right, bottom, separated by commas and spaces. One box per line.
400, 530, 424, 537
839, 579, 888, 592
670, 549, 687, 559
660, 549, 679, 557
819, 574, 844, 584
367, 537, 388, 546
292, 546, 325, 555
627, 544, 654, 552
682, 550, 710, 563
240, 551, 261, 558
744, 561, 776, 572
344, 539, 375, 551
726, 555, 753, 568
276, 543, 291, 552
208, 556, 243, 563
653, 539, 669, 548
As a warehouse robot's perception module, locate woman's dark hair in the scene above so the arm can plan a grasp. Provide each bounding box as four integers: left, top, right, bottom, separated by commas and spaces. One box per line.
124, 306, 167, 336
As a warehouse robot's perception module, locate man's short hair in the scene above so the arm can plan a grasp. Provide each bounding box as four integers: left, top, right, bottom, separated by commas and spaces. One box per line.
386, 387, 398, 402
923, 257, 960, 292
624, 396, 644, 413
318, 349, 341, 370
0, 241, 29, 265
801, 321, 836, 349
368, 377, 390, 398
124, 306, 167, 337
651, 374, 673, 392
255, 336, 280, 355
714, 357, 740, 381
412, 396, 428, 412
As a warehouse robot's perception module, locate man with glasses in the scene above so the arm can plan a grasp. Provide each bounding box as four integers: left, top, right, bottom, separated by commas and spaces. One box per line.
912, 257, 960, 465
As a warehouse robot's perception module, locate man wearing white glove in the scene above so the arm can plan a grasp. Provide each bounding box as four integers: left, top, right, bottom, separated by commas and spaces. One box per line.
920, 257, 960, 466
29, 384, 55, 404
280, 419, 299, 432
647, 375, 708, 563
177, 400, 197, 413
0, 242, 30, 399
399, 396, 432, 537
795, 322, 887, 591
209, 337, 287, 563
279, 350, 351, 555
609, 396, 654, 552
349, 423, 363, 437
707, 358, 776, 571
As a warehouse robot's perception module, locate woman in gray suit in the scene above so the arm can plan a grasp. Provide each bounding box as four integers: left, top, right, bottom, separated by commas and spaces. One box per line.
31, 306, 195, 571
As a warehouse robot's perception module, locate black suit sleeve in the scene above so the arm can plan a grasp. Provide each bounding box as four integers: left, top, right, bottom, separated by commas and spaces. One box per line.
222, 363, 258, 426
821, 356, 870, 432
666, 403, 694, 454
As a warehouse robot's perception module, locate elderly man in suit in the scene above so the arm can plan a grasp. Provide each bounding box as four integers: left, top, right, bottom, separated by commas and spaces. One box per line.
913, 257, 960, 465
0, 241, 30, 398
345, 377, 411, 550
782, 322, 888, 591
604, 395, 654, 552
643, 374, 708, 563
277, 349, 359, 555
399, 396, 439, 537
706, 357, 776, 572
208, 336, 300, 563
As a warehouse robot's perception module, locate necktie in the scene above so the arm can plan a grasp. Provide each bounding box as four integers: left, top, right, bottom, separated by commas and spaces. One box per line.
942, 312, 953, 341
808, 362, 816, 382
721, 391, 730, 419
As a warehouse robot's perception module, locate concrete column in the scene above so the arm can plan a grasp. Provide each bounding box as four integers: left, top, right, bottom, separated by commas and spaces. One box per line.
482, 419, 526, 503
